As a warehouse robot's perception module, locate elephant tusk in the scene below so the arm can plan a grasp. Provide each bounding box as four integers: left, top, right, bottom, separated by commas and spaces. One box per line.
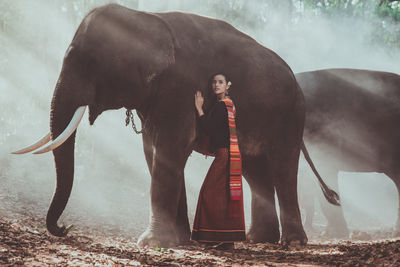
12, 133, 52, 154
33, 106, 86, 154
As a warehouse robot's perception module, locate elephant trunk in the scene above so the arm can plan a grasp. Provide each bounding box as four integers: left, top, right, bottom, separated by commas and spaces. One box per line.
46, 68, 84, 236
46, 130, 76, 236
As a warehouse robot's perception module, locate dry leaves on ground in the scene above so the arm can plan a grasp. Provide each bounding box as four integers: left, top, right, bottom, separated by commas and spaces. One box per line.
1, 212, 400, 266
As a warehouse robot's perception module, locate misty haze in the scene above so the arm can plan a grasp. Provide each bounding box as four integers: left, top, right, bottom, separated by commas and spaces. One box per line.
1, 0, 400, 265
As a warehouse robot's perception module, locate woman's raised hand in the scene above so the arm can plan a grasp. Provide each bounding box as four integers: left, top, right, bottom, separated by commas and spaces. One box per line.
195, 91, 204, 116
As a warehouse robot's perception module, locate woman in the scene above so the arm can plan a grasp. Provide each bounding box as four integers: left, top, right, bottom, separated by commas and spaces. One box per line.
192, 73, 245, 250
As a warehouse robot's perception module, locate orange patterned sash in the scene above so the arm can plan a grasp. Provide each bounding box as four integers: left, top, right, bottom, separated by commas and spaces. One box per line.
221, 97, 243, 217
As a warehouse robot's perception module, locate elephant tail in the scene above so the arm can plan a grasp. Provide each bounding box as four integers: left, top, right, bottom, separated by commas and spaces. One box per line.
301, 139, 341, 206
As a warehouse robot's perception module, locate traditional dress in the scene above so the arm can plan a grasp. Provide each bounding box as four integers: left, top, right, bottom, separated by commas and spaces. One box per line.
192, 97, 246, 243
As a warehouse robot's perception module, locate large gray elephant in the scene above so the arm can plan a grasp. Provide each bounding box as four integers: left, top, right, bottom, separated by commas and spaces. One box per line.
296, 68, 400, 237
13, 4, 337, 247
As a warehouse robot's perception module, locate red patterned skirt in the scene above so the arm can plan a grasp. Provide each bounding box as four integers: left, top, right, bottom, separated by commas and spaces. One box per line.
191, 148, 246, 242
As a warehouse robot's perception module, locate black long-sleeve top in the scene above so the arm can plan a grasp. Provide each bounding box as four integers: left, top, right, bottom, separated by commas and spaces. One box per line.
199, 101, 229, 149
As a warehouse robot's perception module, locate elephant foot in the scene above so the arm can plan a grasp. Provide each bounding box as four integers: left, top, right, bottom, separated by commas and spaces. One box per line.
137, 225, 190, 248
281, 222, 308, 246
137, 228, 178, 248
247, 226, 280, 244
47, 222, 74, 237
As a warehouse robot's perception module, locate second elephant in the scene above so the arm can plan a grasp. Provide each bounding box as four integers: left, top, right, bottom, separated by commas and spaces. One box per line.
297, 68, 400, 237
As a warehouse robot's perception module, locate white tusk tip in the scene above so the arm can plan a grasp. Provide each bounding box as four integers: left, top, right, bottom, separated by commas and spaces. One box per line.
11, 133, 52, 155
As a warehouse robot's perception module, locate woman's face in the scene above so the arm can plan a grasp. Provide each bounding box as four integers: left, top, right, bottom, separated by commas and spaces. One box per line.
212, 74, 230, 97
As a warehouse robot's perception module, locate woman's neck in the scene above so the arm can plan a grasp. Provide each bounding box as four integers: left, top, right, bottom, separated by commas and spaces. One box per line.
217, 93, 226, 101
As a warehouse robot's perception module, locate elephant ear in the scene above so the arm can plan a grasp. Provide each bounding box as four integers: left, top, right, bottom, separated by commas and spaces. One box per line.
85, 8, 181, 124
128, 11, 180, 86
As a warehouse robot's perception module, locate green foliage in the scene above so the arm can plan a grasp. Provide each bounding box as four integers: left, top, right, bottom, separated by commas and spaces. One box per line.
299, 0, 400, 53
199, 0, 399, 53
302, 0, 376, 18
300, 0, 400, 20
376, 1, 400, 21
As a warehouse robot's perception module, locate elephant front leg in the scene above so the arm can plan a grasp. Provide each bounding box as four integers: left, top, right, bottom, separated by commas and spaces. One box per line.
175, 177, 191, 244
138, 137, 191, 248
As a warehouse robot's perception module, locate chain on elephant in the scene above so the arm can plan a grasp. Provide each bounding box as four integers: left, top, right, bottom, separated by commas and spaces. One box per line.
125, 109, 145, 134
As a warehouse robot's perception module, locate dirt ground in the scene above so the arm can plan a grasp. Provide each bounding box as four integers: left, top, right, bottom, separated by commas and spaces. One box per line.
1, 177, 400, 266
1, 207, 400, 267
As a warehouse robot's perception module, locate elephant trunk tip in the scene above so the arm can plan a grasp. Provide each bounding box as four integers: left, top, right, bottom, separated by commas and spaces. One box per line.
46, 217, 72, 237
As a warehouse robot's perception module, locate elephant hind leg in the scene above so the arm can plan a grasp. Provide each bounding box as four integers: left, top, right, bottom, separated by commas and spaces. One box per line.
386, 172, 400, 233
302, 193, 315, 232
318, 170, 349, 238
273, 147, 308, 246
243, 154, 280, 243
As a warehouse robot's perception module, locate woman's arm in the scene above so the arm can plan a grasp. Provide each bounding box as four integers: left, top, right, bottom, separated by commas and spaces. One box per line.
195, 91, 211, 134
195, 91, 204, 117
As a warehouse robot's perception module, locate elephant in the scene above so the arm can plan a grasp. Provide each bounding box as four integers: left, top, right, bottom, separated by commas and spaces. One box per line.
13, 4, 338, 247
296, 68, 400, 237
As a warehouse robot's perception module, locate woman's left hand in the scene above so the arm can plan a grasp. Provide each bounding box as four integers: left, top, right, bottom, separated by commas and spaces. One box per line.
195, 91, 204, 116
